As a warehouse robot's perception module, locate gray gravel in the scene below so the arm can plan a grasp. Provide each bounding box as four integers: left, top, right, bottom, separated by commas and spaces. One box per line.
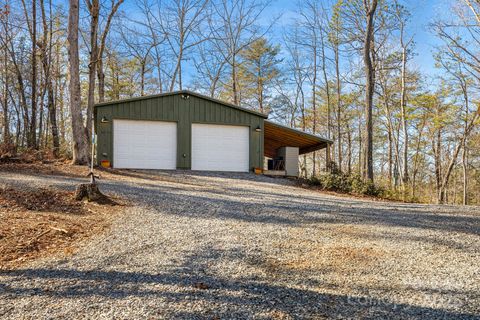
0, 169, 479, 319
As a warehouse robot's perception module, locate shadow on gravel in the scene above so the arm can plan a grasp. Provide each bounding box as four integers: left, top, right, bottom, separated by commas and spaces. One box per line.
0, 266, 477, 319
98, 179, 480, 237
2, 172, 479, 318
2, 171, 479, 246
12, 171, 476, 238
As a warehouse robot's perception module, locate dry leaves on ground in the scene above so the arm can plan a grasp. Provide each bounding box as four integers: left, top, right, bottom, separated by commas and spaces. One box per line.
0, 185, 123, 269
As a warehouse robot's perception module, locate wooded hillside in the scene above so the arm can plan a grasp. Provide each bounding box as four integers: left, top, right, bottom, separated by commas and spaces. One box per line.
0, 0, 479, 205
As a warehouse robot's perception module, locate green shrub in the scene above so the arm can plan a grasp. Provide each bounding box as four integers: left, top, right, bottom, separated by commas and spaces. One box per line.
306, 172, 384, 197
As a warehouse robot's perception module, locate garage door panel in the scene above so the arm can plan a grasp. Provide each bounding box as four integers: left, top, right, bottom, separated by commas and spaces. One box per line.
192, 124, 249, 172
113, 120, 177, 169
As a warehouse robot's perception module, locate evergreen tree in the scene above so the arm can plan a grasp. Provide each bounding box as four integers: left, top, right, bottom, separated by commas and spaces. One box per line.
238, 37, 281, 113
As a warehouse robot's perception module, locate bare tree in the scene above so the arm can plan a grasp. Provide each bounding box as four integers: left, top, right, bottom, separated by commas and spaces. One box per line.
1, 5, 30, 148
97, 0, 124, 102
134, 0, 167, 92
293, 0, 330, 175
209, 0, 270, 105
39, 0, 59, 156
119, 24, 154, 96
431, 0, 480, 203
376, 49, 400, 188
20, 0, 38, 148
192, 40, 229, 97
160, 0, 210, 91
85, 0, 124, 142
281, 27, 309, 176
393, 1, 413, 185
438, 105, 479, 203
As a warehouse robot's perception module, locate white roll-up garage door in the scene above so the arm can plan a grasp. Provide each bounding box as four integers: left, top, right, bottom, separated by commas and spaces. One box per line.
191, 124, 249, 172
113, 119, 177, 169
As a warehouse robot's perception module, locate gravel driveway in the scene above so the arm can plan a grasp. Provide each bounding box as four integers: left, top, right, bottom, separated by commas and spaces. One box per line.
0, 169, 479, 319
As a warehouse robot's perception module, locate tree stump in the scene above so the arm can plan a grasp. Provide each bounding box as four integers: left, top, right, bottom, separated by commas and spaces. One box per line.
74, 183, 113, 204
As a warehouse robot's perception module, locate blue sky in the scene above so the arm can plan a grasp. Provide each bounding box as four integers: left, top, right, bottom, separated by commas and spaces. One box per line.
263, 0, 450, 78
116, 0, 452, 85
399, 0, 450, 77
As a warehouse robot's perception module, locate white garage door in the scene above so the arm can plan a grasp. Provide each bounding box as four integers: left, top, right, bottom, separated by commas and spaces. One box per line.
113, 119, 177, 169
192, 124, 249, 172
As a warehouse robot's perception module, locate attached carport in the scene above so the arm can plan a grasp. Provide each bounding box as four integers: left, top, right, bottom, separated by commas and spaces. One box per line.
263, 120, 333, 176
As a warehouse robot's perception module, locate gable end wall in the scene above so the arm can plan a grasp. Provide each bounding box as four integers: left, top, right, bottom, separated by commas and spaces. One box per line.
95, 94, 264, 170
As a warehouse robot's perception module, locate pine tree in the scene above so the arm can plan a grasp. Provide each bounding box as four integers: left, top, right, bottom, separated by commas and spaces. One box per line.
238, 37, 281, 113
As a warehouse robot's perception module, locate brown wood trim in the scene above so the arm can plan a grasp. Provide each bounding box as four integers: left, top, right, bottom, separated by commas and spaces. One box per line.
264, 121, 331, 157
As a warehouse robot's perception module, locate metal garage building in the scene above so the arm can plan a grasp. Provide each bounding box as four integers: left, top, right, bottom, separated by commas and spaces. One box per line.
94, 91, 332, 175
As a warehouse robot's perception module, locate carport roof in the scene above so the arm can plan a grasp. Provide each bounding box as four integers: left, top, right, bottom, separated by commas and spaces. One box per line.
264, 120, 333, 158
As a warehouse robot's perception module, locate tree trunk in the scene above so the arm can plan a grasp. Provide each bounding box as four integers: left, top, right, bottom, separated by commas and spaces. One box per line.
320, 30, 331, 169
11, 53, 30, 147
232, 53, 238, 105
411, 115, 426, 199
140, 61, 146, 96
86, 0, 99, 146
28, 0, 38, 149
387, 127, 393, 187
346, 122, 352, 175
433, 132, 442, 203
97, 58, 105, 102
14, 104, 21, 148
335, 46, 342, 172
394, 121, 402, 184
67, 0, 89, 164
257, 67, 263, 113
358, 119, 362, 174
363, 0, 377, 182
2, 37, 9, 144
54, 34, 66, 145
462, 140, 468, 205
313, 37, 318, 175
400, 45, 409, 184
37, 78, 45, 148
170, 36, 184, 92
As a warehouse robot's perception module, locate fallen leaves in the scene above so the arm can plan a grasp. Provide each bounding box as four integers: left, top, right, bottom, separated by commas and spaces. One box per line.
0, 187, 86, 213
0, 161, 88, 178
0, 185, 123, 269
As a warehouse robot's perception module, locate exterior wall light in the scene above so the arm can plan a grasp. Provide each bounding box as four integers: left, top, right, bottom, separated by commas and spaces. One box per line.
255, 125, 262, 132
101, 116, 109, 123
181, 94, 190, 100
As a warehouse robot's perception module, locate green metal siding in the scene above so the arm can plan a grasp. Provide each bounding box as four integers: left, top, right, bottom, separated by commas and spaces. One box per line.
95, 93, 264, 171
